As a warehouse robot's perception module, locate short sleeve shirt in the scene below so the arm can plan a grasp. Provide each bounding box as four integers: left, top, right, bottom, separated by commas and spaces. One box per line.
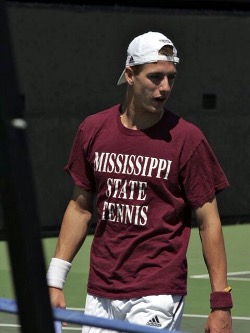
65, 104, 229, 299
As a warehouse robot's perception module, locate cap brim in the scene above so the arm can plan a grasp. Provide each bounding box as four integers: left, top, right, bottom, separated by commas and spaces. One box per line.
117, 53, 180, 86
117, 69, 127, 85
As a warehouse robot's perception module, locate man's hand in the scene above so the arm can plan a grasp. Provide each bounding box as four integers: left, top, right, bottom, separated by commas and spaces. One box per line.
205, 309, 233, 333
49, 287, 67, 326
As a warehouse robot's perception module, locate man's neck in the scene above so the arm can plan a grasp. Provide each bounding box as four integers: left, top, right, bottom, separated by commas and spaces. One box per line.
120, 104, 164, 130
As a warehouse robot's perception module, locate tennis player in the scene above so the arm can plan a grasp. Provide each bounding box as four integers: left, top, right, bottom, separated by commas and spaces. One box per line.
47, 31, 233, 333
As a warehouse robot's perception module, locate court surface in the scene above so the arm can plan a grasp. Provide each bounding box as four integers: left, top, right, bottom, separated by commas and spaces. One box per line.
0, 224, 249, 333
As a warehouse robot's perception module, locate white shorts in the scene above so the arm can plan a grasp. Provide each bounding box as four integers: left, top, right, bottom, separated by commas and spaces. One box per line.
82, 293, 185, 333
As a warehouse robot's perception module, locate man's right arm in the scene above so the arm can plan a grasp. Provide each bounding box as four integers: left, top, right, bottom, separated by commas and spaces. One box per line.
48, 186, 94, 309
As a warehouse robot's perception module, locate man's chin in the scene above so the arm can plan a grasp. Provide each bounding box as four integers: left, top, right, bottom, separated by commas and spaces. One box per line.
151, 100, 166, 112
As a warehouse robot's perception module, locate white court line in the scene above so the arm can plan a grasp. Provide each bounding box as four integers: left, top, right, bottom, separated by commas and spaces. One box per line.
66, 307, 250, 321
190, 277, 250, 281
0, 324, 82, 330
227, 271, 250, 275
190, 271, 250, 281
183, 314, 250, 321
0, 313, 250, 330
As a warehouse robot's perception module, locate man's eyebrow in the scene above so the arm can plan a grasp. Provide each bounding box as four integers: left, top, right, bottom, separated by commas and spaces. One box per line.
169, 71, 177, 76
148, 70, 177, 75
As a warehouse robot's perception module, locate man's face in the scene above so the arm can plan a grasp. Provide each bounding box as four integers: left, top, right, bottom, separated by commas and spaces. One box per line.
129, 61, 177, 113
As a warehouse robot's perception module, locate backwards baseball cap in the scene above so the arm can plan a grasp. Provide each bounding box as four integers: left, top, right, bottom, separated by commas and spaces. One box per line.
117, 31, 180, 85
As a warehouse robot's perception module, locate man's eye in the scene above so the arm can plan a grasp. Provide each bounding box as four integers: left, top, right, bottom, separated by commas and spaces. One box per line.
148, 74, 162, 80
168, 74, 177, 80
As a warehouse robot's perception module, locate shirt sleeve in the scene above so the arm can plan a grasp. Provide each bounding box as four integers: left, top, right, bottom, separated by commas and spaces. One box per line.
64, 123, 95, 191
180, 139, 229, 209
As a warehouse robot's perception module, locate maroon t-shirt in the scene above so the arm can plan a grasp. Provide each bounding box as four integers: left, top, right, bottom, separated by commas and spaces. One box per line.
65, 104, 229, 299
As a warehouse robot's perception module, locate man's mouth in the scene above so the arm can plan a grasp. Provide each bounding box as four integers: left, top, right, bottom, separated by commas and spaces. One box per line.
153, 96, 166, 103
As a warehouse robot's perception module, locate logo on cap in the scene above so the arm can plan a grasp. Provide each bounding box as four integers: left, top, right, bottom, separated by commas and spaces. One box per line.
129, 56, 135, 64
159, 38, 171, 43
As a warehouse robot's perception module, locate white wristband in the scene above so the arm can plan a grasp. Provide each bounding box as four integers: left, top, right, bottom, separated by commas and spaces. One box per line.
47, 258, 72, 290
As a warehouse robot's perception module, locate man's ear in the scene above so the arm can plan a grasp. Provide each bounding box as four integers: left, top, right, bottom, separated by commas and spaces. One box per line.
124, 67, 134, 85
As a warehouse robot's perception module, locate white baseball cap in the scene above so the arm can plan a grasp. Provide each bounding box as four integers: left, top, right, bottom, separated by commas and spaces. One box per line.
117, 31, 180, 85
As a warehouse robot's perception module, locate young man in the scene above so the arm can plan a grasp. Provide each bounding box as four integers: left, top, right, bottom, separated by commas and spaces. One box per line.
47, 31, 233, 332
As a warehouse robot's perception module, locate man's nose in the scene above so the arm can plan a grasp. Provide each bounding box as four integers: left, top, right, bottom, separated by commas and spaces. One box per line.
160, 76, 171, 92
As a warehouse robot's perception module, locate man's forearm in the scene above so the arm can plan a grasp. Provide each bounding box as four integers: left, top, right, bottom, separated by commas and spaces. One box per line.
54, 199, 92, 262
199, 219, 228, 291
195, 198, 228, 291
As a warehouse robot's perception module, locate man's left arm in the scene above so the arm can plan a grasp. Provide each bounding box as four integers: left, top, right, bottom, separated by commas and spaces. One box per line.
194, 197, 233, 333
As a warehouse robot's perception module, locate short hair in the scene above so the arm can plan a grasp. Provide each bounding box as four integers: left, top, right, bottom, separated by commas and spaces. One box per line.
131, 45, 174, 76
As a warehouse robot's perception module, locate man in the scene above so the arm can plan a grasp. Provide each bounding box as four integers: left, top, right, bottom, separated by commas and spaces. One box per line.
47, 31, 233, 333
